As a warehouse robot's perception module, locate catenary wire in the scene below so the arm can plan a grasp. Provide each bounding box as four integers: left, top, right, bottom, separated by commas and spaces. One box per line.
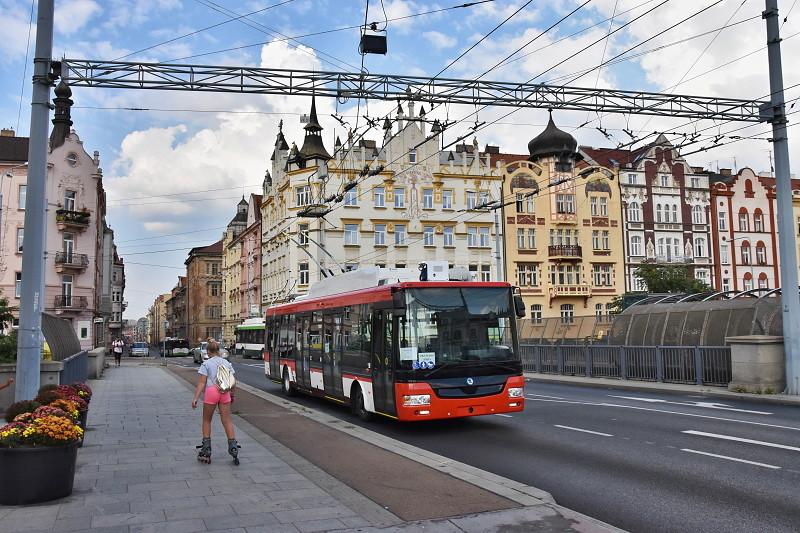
15, 0, 35, 133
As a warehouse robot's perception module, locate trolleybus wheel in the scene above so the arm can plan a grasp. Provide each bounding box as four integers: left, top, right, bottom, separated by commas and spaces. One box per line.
282, 368, 296, 397
352, 386, 372, 422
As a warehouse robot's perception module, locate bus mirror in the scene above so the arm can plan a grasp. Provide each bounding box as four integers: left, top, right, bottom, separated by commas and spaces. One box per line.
513, 295, 526, 318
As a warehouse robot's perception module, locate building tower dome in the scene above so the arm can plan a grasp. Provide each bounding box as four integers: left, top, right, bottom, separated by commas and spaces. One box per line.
50, 81, 74, 149
298, 95, 331, 161
527, 111, 581, 165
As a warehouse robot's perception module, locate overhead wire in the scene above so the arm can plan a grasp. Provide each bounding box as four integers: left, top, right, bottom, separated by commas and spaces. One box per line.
15, 0, 35, 133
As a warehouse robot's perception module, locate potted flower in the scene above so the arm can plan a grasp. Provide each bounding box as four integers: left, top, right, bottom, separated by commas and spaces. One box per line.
0, 407, 83, 504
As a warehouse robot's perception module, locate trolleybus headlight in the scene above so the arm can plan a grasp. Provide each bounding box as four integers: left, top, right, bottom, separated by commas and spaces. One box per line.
507, 387, 524, 398
402, 394, 431, 406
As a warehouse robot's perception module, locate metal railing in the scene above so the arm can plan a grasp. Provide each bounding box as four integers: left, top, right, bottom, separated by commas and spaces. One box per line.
520, 344, 732, 386
55, 252, 89, 267
54, 295, 88, 309
59, 351, 88, 384
548, 244, 582, 257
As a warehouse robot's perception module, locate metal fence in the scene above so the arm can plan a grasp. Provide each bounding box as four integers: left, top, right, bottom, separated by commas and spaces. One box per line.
517, 316, 614, 345
520, 344, 732, 386
60, 351, 88, 385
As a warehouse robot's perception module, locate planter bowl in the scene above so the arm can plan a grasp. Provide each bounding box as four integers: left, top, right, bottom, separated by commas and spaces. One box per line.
0, 442, 79, 505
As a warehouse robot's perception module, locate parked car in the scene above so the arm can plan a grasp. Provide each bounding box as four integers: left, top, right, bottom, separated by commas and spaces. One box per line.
130, 342, 149, 357
192, 342, 229, 364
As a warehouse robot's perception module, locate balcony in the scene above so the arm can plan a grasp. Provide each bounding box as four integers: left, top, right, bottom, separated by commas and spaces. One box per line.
549, 284, 592, 297
56, 209, 91, 232
54, 252, 89, 273
54, 295, 88, 313
109, 320, 122, 329
548, 245, 582, 259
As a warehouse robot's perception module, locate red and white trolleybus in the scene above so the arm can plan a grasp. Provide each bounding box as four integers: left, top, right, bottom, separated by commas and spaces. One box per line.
264, 263, 525, 421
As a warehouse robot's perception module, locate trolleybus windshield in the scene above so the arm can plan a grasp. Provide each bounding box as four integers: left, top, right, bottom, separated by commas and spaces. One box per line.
398, 287, 518, 371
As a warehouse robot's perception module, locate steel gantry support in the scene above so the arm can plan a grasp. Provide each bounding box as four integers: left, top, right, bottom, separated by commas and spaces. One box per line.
61, 59, 768, 122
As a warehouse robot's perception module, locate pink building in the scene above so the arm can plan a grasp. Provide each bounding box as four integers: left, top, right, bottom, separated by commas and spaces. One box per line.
0, 82, 122, 349
237, 194, 262, 318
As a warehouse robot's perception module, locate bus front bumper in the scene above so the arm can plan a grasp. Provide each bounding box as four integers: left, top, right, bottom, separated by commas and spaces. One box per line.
394, 376, 525, 421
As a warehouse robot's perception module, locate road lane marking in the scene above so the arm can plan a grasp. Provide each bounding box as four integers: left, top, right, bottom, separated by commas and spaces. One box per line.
554, 425, 613, 437
681, 448, 781, 469
526, 393, 567, 400
608, 395, 772, 415
494, 414, 513, 418
523, 398, 800, 432
682, 430, 800, 452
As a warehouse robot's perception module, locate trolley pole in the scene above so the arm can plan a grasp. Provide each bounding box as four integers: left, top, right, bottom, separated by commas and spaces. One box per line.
16, 0, 54, 401
493, 206, 504, 282
764, 0, 800, 394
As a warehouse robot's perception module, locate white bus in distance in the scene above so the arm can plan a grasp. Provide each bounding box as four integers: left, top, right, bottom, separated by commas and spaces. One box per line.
235, 317, 265, 359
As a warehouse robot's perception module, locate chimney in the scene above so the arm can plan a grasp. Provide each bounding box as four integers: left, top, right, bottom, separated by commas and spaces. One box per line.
0, 128, 14, 137
720, 168, 732, 176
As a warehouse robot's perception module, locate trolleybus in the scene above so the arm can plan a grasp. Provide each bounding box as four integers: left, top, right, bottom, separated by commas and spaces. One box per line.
159, 338, 190, 357
235, 317, 265, 359
264, 263, 525, 421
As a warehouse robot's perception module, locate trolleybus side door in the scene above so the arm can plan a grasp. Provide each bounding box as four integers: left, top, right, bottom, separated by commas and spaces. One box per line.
371, 311, 396, 415
322, 313, 344, 398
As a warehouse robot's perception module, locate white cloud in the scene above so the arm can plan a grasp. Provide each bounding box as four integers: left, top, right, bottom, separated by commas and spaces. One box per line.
423, 31, 456, 50
143, 221, 179, 232
54, 0, 101, 35
0, 1, 35, 62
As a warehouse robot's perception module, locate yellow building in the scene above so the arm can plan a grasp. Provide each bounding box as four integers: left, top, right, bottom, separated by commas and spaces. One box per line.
221, 199, 247, 346
497, 115, 624, 341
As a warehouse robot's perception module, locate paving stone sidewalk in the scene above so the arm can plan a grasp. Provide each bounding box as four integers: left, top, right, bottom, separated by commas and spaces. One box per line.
0, 364, 395, 533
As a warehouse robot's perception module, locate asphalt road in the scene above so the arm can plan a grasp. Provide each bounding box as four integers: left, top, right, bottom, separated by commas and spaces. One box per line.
166, 353, 800, 533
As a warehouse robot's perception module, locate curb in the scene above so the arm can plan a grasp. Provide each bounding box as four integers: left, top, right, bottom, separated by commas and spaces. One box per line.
524, 374, 800, 407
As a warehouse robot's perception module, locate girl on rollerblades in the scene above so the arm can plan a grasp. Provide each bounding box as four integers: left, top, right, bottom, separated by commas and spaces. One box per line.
192, 339, 240, 464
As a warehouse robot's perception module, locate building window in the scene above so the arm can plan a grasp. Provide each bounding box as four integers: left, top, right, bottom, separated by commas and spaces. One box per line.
592, 230, 600, 250
480, 264, 491, 282
556, 194, 575, 214
64, 190, 76, 211
602, 231, 609, 250
299, 263, 309, 285
516, 193, 524, 213
758, 273, 769, 289
590, 196, 608, 217
694, 237, 706, 258
526, 194, 535, 214
443, 226, 454, 246
743, 275, 754, 291
517, 228, 525, 249
756, 243, 767, 265
16, 228, 23, 253
466, 191, 477, 210
530, 304, 542, 324
61, 274, 73, 304
690, 177, 700, 188
479, 191, 490, 207
722, 278, 730, 292
718, 210, 727, 230
374, 224, 386, 245
468, 264, 478, 281
374, 186, 385, 207
442, 190, 453, 209
595, 303, 604, 320
479, 227, 490, 247
18, 185, 26, 209
696, 270, 709, 285
15, 272, 22, 298
592, 264, 612, 286
517, 263, 538, 286
720, 244, 729, 264
671, 205, 678, 223
344, 224, 359, 245
298, 223, 309, 245
692, 205, 705, 224
660, 174, 670, 187
527, 228, 536, 249
408, 149, 417, 163
656, 204, 663, 223
630, 235, 642, 256
423, 226, 435, 246
560, 304, 575, 324
422, 188, 433, 209
395, 263, 406, 269
344, 189, 358, 206
633, 276, 646, 292
394, 187, 405, 208
209, 282, 221, 297
738, 209, 749, 231
467, 227, 478, 247
207, 262, 220, 275
394, 224, 406, 245
741, 242, 752, 265
628, 202, 641, 222
754, 210, 764, 232
627, 173, 638, 185
549, 264, 580, 285
295, 186, 310, 207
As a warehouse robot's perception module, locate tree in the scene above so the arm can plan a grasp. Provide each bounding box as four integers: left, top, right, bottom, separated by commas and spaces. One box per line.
633, 263, 710, 294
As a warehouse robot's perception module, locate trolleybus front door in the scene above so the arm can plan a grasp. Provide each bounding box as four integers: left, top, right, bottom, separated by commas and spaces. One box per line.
371, 311, 396, 415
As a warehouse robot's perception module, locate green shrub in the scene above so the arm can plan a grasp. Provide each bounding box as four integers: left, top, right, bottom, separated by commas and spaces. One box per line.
5, 400, 40, 423
0, 330, 17, 362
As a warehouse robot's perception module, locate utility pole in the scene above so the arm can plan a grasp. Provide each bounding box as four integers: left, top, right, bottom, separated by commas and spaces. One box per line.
16, 0, 54, 401
764, 0, 800, 395
493, 203, 504, 282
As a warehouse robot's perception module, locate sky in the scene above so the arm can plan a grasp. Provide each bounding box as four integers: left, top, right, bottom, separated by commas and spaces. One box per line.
1, 0, 799, 319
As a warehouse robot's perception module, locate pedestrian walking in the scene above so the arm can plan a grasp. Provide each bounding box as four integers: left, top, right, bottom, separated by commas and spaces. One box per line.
192, 339, 240, 464
113, 339, 123, 367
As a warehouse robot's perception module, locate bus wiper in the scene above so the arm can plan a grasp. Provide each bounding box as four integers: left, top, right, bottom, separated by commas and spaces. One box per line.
424, 361, 460, 378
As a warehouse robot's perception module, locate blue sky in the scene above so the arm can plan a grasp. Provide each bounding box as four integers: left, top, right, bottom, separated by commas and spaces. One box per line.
1, 0, 798, 318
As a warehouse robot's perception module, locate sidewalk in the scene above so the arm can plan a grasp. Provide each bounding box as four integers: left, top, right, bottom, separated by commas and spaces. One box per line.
1, 363, 622, 532
525, 372, 800, 406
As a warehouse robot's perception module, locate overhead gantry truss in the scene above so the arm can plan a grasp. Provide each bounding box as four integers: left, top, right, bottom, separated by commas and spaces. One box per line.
62, 59, 768, 123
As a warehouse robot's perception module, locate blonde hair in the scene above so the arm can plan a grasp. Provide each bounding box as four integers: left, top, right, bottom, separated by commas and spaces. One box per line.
207, 339, 220, 354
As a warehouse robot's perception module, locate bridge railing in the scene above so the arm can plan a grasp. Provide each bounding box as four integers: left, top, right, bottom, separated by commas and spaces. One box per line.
520, 345, 732, 386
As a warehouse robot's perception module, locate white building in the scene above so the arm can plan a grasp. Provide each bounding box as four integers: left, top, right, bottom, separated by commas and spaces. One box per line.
261, 98, 501, 304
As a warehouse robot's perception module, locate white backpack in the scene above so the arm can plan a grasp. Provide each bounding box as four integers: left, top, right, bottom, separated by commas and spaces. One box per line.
215, 363, 236, 393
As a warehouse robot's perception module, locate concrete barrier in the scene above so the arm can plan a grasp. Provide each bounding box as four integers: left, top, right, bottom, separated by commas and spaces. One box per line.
726, 335, 785, 394
0, 361, 64, 412
87, 347, 105, 379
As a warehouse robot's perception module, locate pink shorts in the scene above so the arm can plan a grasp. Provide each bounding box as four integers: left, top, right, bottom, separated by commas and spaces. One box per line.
203, 387, 232, 405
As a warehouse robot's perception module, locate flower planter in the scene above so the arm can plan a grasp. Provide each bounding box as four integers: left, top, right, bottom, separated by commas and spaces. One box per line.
77, 409, 88, 447
0, 442, 79, 505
